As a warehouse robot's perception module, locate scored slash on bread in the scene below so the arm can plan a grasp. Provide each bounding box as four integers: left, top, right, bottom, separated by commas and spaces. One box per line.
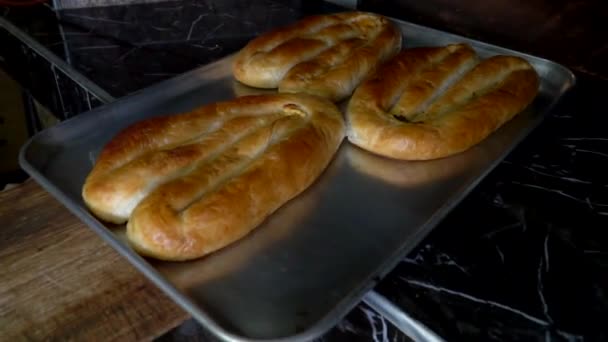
346, 43, 540, 160
232, 11, 402, 102
82, 94, 345, 261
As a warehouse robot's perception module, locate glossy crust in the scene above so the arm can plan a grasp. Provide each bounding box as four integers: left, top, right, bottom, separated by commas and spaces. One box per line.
232, 11, 402, 102
157, 152, 342, 285
346, 44, 540, 160
82, 94, 345, 261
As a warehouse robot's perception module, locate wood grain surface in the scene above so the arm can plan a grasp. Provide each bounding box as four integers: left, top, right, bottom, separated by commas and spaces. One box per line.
0, 179, 189, 341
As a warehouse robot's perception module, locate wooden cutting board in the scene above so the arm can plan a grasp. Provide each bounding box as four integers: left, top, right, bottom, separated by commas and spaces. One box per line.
0, 179, 189, 341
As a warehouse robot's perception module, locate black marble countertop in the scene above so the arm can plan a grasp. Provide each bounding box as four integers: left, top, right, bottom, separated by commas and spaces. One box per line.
2, 1, 607, 341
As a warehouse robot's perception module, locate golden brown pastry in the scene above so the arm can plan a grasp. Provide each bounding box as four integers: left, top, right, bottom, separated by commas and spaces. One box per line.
232, 11, 402, 102
82, 94, 345, 261
346, 43, 540, 160
154, 152, 343, 286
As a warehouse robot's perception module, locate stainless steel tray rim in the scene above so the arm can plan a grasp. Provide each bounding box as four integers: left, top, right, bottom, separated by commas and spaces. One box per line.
18, 13, 577, 342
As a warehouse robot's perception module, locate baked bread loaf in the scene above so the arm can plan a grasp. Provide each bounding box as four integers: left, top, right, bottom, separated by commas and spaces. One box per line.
157, 154, 342, 285
82, 94, 345, 261
232, 11, 402, 102
346, 43, 540, 160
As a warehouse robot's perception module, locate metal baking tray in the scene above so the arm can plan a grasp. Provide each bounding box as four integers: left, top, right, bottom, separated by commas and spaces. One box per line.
19, 15, 575, 342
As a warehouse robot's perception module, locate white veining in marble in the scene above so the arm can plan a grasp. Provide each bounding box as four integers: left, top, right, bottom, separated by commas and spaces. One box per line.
496, 245, 505, 263
402, 277, 549, 325
512, 181, 608, 209
537, 255, 552, 324
503, 160, 592, 184
73, 44, 121, 50
574, 148, 608, 159
562, 137, 608, 142
186, 14, 206, 40
483, 222, 523, 239
361, 307, 390, 342
401, 278, 585, 340
63, 13, 134, 25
